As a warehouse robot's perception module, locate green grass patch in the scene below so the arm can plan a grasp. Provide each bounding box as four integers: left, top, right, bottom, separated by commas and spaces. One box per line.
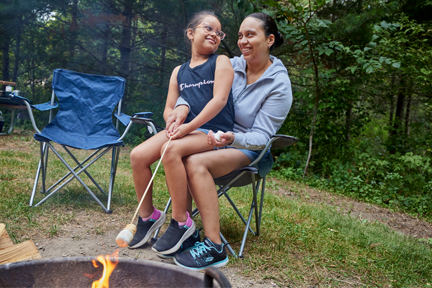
0, 136, 431, 286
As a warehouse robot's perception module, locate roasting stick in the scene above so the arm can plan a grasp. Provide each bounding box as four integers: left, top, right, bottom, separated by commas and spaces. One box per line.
116, 136, 173, 247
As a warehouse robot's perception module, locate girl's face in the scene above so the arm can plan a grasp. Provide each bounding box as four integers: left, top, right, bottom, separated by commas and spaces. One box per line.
237, 17, 274, 64
188, 16, 222, 54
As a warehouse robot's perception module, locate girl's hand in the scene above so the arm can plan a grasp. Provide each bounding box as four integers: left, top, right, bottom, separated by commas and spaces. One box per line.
166, 105, 189, 137
169, 124, 192, 140
208, 130, 234, 148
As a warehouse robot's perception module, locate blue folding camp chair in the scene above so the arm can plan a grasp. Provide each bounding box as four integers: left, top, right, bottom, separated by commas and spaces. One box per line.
143, 124, 298, 257
13, 69, 157, 213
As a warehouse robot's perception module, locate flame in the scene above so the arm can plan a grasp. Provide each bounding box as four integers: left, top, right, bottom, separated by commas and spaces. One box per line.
90, 249, 119, 288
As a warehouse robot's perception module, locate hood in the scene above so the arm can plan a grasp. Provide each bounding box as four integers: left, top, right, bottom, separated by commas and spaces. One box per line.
231, 55, 288, 80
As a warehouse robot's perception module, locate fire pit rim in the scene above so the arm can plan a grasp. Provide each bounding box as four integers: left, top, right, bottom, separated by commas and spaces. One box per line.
0, 256, 204, 278
0, 256, 231, 287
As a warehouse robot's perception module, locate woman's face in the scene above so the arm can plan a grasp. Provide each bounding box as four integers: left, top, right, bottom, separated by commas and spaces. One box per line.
188, 16, 222, 54
237, 17, 274, 64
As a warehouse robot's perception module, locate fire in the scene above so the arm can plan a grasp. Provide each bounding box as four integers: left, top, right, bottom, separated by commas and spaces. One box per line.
90, 249, 119, 288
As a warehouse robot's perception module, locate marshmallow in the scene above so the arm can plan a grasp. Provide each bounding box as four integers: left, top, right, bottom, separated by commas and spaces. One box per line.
115, 224, 137, 247
214, 130, 224, 141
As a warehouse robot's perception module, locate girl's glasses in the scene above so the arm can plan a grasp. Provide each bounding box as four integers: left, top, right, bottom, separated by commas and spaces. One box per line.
194, 23, 226, 40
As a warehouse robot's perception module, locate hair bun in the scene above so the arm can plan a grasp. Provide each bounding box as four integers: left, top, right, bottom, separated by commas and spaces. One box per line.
273, 31, 284, 50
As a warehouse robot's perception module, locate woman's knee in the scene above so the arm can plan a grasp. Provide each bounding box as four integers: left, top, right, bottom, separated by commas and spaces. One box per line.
184, 154, 207, 175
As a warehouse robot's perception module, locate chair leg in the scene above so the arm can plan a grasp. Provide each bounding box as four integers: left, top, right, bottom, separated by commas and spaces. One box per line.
151, 197, 172, 243
43, 149, 100, 195
62, 146, 108, 196
239, 200, 256, 258
257, 176, 266, 235
29, 143, 47, 206
41, 144, 50, 194
39, 142, 47, 194
238, 175, 261, 258
33, 144, 112, 212
220, 232, 237, 258
107, 147, 121, 213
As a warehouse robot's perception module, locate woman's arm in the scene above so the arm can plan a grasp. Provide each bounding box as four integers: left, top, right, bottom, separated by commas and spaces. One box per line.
171, 55, 234, 139
209, 73, 293, 149
232, 74, 292, 149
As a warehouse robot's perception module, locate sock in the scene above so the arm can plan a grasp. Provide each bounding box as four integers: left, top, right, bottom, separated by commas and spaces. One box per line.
178, 211, 193, 228
142, 206, 161, 221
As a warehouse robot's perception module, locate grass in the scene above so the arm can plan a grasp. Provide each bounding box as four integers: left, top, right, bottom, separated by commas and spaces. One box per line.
1, 133, 431, 287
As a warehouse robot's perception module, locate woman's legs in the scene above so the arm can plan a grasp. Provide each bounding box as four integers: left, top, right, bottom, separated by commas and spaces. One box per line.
184, 149, 251, 244
130, 131, 168, 218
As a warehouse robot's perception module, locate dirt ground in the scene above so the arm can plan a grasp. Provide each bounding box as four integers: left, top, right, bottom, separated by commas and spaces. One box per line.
30, 178, 432, 288
2, 132, 432, 287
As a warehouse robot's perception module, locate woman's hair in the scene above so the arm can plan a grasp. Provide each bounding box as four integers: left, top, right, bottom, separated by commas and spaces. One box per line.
246, 12, 284, 51
184, 11, 219, 46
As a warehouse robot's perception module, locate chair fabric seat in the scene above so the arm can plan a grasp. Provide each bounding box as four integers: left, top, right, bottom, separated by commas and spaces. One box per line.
34, 129, 123, 150
214, 166, 259, 187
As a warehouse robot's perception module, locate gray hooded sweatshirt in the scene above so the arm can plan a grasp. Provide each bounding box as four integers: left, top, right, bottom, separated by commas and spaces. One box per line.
176, 55, 292, 150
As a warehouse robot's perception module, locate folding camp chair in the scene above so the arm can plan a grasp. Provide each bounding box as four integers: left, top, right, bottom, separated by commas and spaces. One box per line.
13, 69, 157, 213
147, 129, 298, 258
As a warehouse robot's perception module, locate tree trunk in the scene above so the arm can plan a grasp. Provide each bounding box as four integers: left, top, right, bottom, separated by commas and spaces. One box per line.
159, 23, 167, 87
12, 16, 22, 83
392, 88, 405, 136
345, 99, 352, 141
388, 74, 396, 137
405, 95, 412, 136
119, 0, 133, 79
2, 37, 10, 83
303, 21, 319, 178
68, 0, 78, 70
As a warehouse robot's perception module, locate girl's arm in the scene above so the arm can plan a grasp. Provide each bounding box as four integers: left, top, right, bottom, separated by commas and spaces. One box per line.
170, 55, 234, 139
163, 66, 181, 133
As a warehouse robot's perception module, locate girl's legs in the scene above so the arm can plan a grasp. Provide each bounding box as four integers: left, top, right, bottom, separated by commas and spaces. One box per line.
184, 149, 251, 244
130, 130, 168, 218
152, 131, 213, 254
161, 131, 214, 222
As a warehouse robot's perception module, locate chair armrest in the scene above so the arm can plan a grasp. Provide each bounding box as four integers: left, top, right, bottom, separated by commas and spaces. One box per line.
10, 94, 42, 133
130, 115, 164, 135
248, 135, 298, 167
271, 135, 298, 150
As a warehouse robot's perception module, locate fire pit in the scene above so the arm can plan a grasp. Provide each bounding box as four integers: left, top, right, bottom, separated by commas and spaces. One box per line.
0, 257, 231, 287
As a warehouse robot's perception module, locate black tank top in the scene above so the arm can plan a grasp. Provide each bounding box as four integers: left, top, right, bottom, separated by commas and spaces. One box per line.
177, 54, 234, 132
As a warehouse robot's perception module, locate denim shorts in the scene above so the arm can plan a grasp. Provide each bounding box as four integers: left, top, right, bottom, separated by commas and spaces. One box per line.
196, 128, 211, 135
227, 147, 273, 178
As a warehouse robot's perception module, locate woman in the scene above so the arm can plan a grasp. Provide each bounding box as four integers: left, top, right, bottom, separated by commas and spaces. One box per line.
167, 12, 293, 270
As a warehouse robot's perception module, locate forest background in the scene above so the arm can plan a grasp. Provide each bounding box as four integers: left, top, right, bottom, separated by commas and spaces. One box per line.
1, 0, 431, 219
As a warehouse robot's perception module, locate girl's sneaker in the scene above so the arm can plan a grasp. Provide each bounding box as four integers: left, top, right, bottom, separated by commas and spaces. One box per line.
157, 228, 201, 259
173, 237, 229, 271
128, 211, 166, 249
152, 218, 196, 255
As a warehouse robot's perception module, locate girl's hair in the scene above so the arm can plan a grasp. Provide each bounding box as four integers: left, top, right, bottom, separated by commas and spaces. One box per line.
246, 13, 284, 51
184, 11, 220, 46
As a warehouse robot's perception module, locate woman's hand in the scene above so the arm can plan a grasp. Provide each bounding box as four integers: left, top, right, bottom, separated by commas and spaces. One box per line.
208, 130, 234, 148
166, 105, 189, 137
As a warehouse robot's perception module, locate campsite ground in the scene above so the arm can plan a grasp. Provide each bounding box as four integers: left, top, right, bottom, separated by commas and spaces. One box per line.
1, 131, 432, 287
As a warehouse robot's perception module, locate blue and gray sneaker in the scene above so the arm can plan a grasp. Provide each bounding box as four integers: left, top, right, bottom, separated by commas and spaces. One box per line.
157, 229, 201, 259
128, 212, 166, 249
152, 218, 196, 255
173, 237, 229, 270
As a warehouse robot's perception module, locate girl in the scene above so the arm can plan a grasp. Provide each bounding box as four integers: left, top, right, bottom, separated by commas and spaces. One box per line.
128, 11, 235, 258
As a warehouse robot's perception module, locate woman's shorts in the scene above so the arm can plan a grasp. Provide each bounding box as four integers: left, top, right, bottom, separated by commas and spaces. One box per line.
196, 128, 211, 135
226, 147, 274, 178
